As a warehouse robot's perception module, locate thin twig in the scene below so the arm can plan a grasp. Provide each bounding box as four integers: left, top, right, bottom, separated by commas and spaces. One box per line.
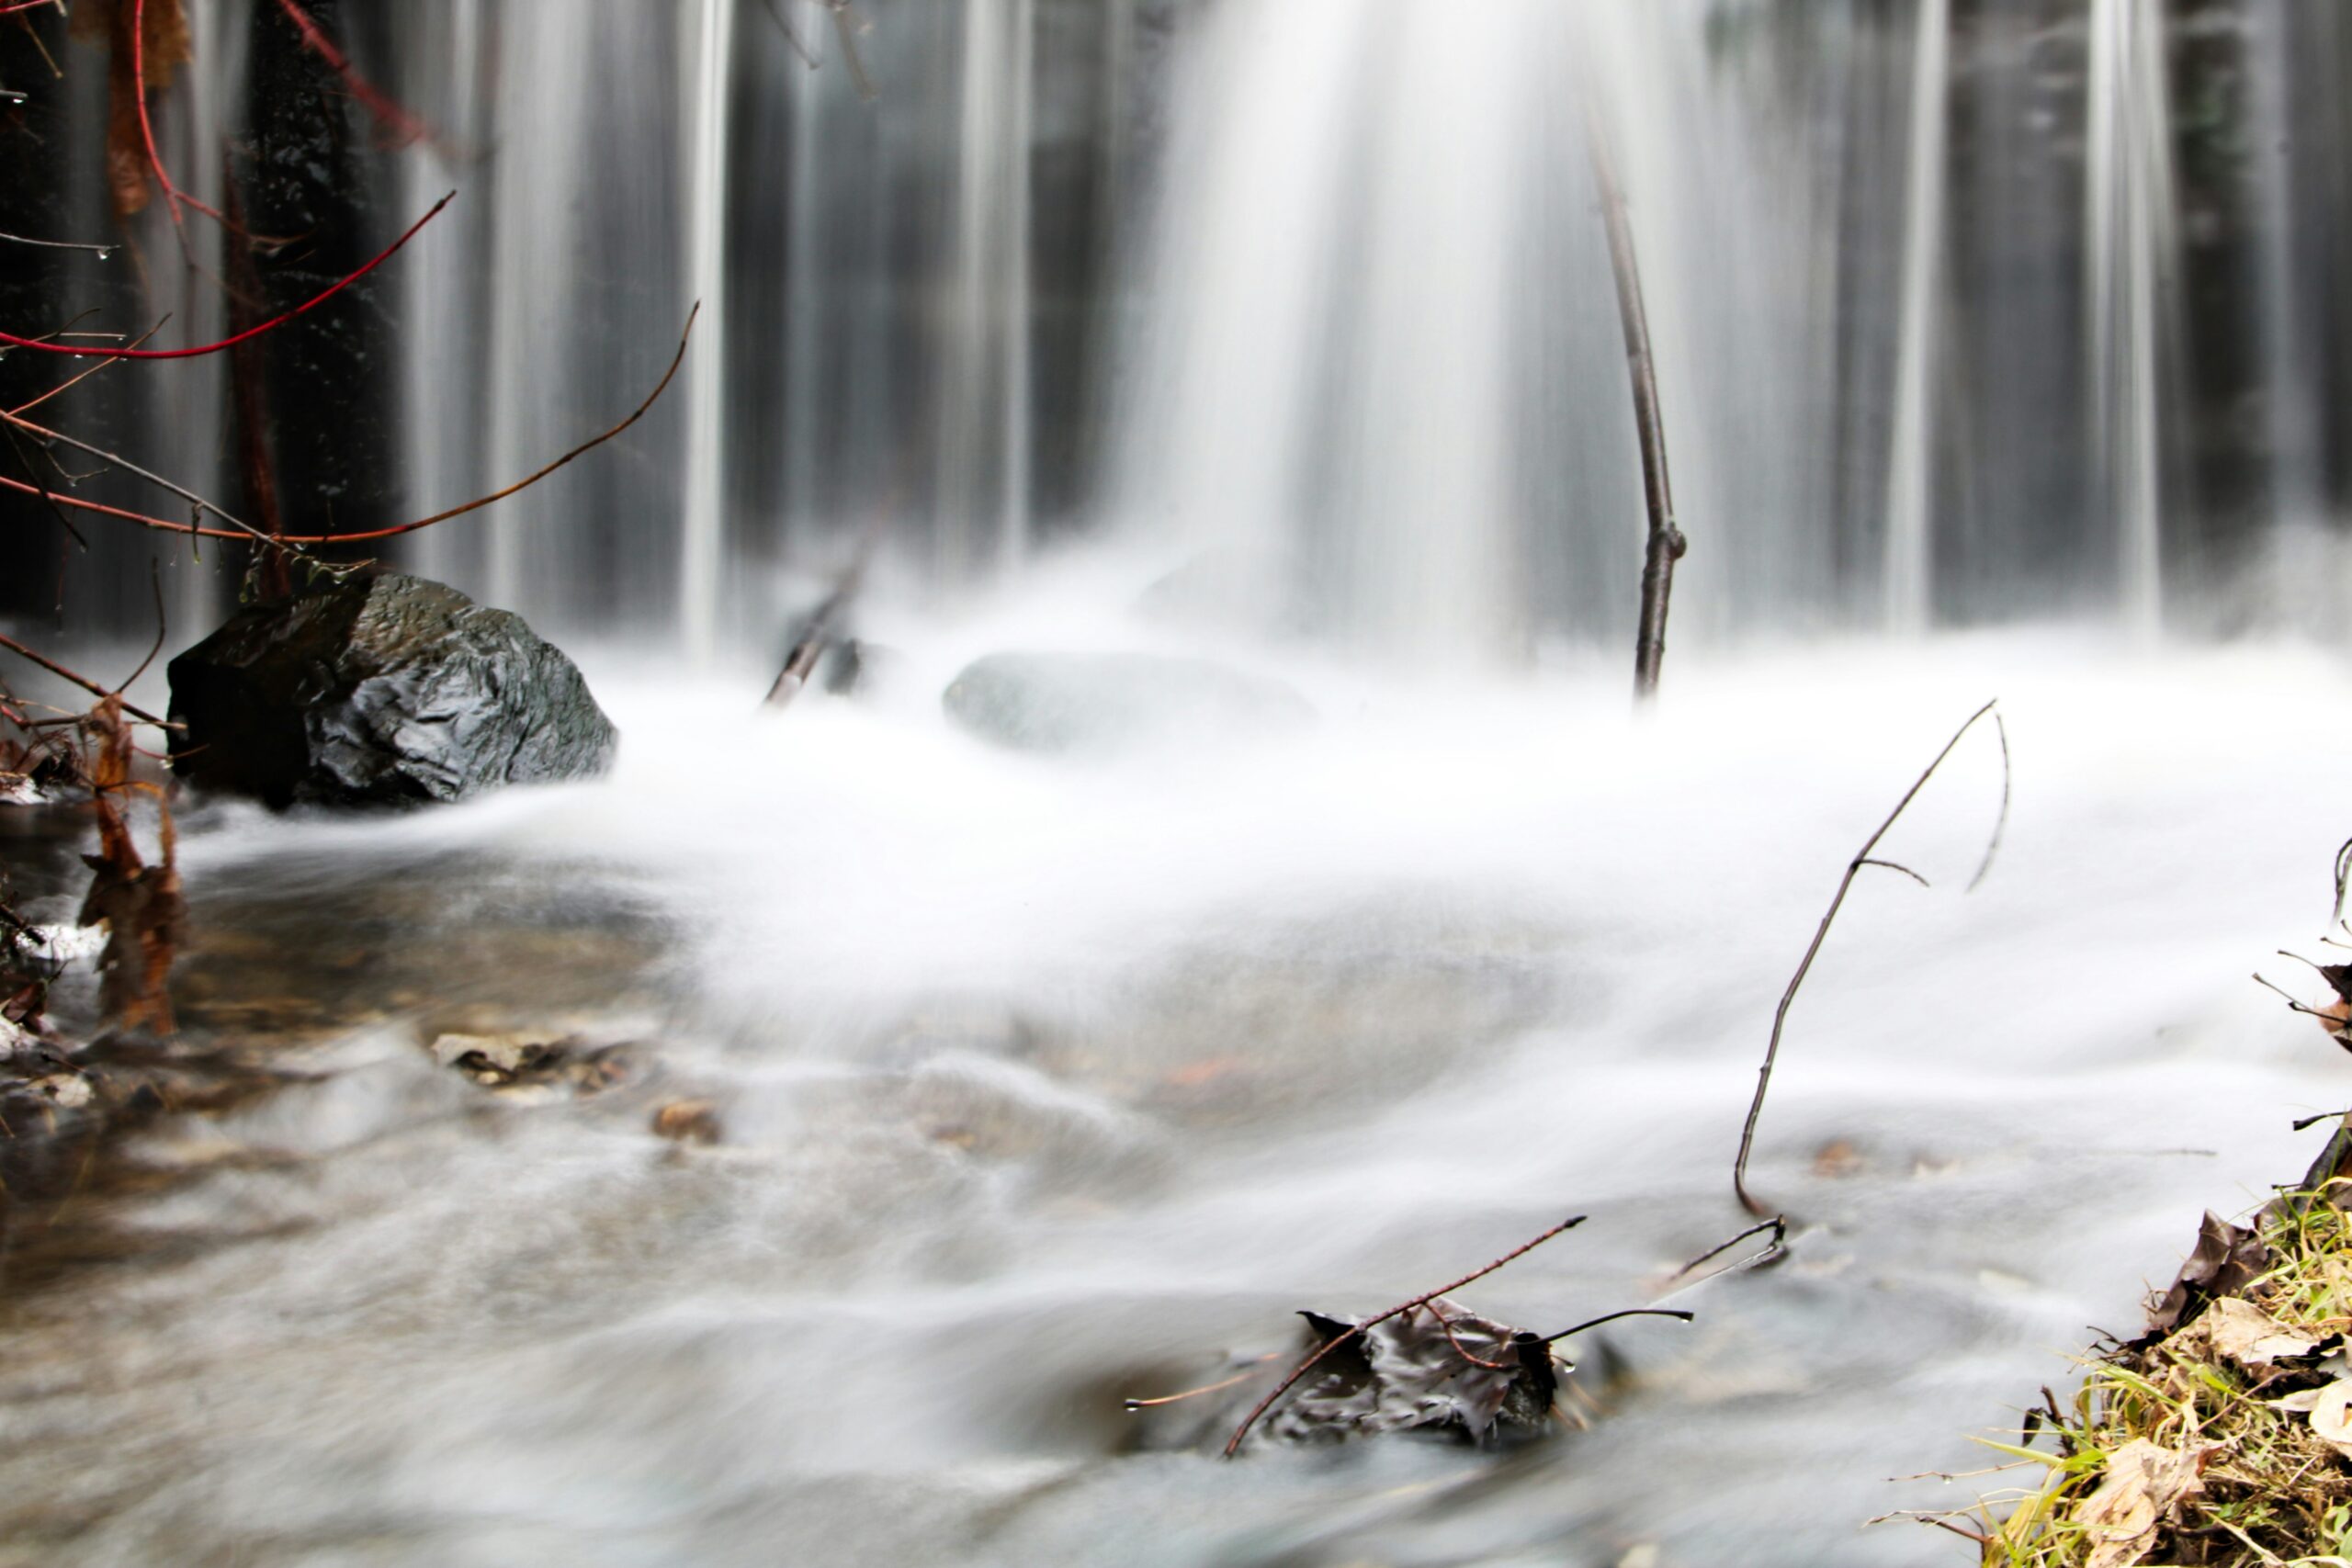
757, 0, 821, 68
2255, 972, 2349, 1028
0, 193, 454, 359
0, 305, 698, 544
0, 231, 114, 256
1966, 712, 2011, 892
1123, 1353, 1284, 1412
1665, 1216, 1788, 1283
0, 633, 169, 728
1222, 1214, 1588, 1458
1588, 108, 1684, 700
827, 1, 876, 100
1422, 1299, 1519, 1370
9, 316, 169, 417
272, 0, 440, 150
4, 423, 88, 550
1538, 1307, 1694, 1346
1733, 699, 2003, 1217
6, 409, 293, 561
113, 565, 168, 696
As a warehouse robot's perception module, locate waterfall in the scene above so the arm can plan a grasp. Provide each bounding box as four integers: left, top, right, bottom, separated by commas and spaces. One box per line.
2086, 0, 2177, 637
679, 0, 735, 660
479, 4, 594, 624
1111, 0, 1368, 637
1114, 0, 1833, 659
7, 0, 2347, 666
937, 0, 1036, 580
1883, 0, 1949, 631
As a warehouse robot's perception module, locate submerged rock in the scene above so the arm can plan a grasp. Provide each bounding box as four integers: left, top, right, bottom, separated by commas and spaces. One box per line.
942, 650, 1312, 756
167, 571, 617, 808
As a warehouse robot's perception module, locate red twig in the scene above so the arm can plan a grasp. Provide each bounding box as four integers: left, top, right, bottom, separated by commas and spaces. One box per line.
130, 0, 231, 247
0, 632, 169, 728
1422, 1300, 1518, 1371
0, 303, 695, 541
1221, 1214, 1588, 1458
272, 0, 437, 149
0, 192, 455, 359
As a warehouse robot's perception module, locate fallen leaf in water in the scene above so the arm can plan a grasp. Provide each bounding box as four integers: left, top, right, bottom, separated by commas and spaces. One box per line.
1263, 1297, 1557, 1448
2200, 1297, 2320, 1369
2077, 1438, 2216, 1568
2310, 1379, 2352, 1460
2144, 1212, 2270, 1338
75, 699, 183, 1036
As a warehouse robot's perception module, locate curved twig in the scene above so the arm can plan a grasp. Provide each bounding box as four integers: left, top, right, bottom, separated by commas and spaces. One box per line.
1965, 711, 2011, 892
272, 0, 441, 150
0, 305, 696, 544
0, 193, 454, 359
0, 632, 169, 728
1733, 699, 2002, 1217
1538, 1307, 1694, 1346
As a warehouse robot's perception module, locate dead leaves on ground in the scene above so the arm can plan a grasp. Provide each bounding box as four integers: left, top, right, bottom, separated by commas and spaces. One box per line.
2075, 1438, 2221, 1568
2143, 1212, 2271, 1340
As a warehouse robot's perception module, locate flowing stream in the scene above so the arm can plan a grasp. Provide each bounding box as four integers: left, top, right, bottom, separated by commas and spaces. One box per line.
8, 2, 2352, 1564
7, 593, 2352, 1567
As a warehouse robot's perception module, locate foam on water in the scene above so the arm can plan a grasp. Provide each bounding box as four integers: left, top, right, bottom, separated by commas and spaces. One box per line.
14, 560, 2352, 1565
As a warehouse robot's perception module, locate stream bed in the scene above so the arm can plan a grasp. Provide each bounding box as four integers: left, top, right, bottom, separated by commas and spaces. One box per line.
4, 612, 2349, 1568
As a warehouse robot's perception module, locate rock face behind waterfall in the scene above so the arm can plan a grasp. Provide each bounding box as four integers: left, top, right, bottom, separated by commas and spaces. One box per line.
944, 651, 1313, 756
167, 572, 618, 808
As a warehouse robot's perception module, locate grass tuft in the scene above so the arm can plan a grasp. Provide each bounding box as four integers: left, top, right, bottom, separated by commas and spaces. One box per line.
1979, 1195, 2352, 1567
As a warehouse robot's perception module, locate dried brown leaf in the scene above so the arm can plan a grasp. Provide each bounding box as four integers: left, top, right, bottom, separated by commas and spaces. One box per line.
2199, 1296, 2321, 1370
2144, 1212, 2271, 1338
2077, 1438, 2218, 1568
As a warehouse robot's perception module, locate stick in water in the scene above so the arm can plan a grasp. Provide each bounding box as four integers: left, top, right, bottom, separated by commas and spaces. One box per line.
1732, 700, 2006, 1217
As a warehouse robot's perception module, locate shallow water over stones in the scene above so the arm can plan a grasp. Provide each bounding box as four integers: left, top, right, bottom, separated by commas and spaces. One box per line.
5, 624, 2351, 1567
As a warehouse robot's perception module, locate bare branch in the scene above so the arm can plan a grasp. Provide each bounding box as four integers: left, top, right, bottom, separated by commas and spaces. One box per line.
1733, 700, 2003, 1217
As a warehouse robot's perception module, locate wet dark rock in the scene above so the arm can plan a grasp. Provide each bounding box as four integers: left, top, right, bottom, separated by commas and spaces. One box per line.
166, 572, 617, 808
943, 650, 1312, 756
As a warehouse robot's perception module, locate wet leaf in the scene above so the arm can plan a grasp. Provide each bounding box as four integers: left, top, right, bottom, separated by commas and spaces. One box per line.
2199, 1297, 2320, 1370
1262, 1297, 1558, 1447
74, 701, 183, 1036
2077, 1438, 2217, 1568
2143, 1212, 2270, 1338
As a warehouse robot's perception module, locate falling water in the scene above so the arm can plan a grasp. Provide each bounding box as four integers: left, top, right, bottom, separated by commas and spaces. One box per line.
2086, 0, 2177, 637
15, 8, 2352, 1568
1882, 0, 1948, 631
680, 0, 735, 660
936, 0, 1035, 580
